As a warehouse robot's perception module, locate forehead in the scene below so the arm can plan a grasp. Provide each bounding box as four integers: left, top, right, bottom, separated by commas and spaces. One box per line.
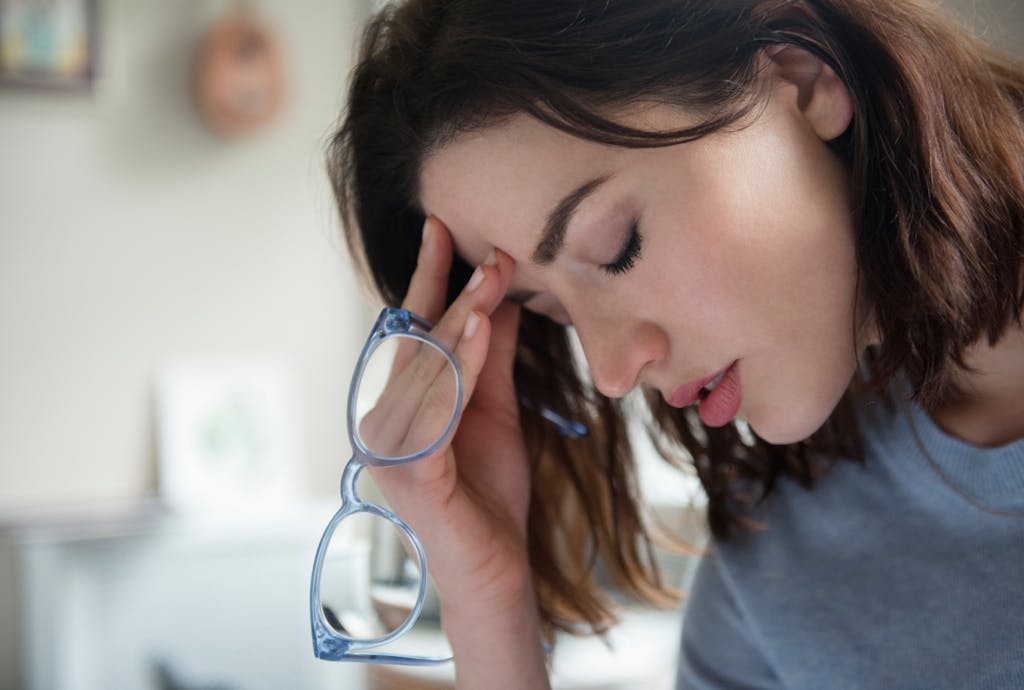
418, 114, 611, 265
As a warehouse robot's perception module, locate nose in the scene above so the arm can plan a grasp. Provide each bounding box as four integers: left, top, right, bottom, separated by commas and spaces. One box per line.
574, 317, 667, 398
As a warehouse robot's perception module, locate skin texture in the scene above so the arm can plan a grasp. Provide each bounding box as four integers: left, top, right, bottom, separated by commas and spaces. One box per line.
420, 48, 862, 445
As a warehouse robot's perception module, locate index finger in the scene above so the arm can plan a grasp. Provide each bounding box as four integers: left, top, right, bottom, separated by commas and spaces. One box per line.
402, 216, 453, 325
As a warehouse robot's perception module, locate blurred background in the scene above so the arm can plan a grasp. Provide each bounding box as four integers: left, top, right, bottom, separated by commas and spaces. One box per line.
0, 1, 1020, 689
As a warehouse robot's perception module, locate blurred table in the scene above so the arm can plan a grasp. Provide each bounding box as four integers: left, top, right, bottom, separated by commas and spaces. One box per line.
366, 606, 683, 690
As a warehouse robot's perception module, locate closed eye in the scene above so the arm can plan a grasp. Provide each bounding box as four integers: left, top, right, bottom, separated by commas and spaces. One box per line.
600, 220, 642, 276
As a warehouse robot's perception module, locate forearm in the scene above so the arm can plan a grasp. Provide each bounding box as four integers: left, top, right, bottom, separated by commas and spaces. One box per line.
441, 577, 551, 690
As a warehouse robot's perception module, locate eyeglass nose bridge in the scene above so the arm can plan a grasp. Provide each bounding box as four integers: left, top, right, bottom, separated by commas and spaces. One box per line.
310, 501, 431, 659
340, 456, 366, 504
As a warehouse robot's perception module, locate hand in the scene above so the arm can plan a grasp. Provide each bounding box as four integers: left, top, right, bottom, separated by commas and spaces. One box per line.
364, 216, 533, 614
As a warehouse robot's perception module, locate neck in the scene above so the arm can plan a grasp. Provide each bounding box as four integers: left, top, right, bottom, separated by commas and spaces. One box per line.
926, 321, 1024, 447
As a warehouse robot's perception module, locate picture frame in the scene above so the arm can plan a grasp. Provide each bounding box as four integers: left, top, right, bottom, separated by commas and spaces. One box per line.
154, 357, 304, 517
0, 0, 97, 91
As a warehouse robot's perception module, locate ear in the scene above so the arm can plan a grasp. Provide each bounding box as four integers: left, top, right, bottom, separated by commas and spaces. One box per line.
764, 45, 853, 141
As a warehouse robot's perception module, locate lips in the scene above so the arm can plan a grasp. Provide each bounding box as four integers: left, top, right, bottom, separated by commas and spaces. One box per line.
697, 361, 742, 427
667, 362, 736, 409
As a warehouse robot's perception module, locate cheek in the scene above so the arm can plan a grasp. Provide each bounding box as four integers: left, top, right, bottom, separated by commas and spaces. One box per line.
752, 232, 857, 335
693, 185, 859, 441
699, 156, 858, 343
687, 115, 857, 329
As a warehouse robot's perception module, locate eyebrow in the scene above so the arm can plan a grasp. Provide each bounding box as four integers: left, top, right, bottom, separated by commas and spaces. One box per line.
530, 174, 612, 265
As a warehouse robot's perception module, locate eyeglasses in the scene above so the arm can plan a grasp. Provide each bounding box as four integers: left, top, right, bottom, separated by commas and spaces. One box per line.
309, 307, 586, 665
309, 307, 459, 665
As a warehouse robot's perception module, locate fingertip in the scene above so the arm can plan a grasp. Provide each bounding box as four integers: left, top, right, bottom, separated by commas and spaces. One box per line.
491, 248, 517, 291
404, 216, 454, 323
433, 219, 454, 267
428, 215, 453, 242
492, 246, 513, 269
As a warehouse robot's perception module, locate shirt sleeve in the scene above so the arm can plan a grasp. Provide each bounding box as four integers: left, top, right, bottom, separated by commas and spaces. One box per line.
676, 550, 784, 690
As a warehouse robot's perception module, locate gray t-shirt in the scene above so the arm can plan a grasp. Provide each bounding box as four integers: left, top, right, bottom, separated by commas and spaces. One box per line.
677, 393, 1024, 689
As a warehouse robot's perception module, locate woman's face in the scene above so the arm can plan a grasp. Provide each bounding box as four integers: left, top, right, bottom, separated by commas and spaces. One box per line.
419, 93, 862, 444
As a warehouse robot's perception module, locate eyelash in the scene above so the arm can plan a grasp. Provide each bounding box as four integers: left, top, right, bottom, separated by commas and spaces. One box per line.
600, 220, 643, 276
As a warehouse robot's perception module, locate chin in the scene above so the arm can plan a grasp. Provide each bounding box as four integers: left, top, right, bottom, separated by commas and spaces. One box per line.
745, 396, 839, 446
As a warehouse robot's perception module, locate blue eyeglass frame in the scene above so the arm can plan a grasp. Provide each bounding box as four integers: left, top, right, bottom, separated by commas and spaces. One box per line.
310, 306, 588, 665
310, 307, 461, 665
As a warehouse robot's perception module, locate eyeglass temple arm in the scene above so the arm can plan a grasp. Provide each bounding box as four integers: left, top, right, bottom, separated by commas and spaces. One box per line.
518, 397, 588, 439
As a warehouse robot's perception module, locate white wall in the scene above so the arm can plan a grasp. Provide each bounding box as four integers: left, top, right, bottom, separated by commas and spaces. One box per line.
0, 1, 374, 512
0, 0, 1020, 515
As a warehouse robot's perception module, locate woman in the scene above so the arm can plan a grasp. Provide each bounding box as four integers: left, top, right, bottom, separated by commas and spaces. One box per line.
327, 0, 1024, 687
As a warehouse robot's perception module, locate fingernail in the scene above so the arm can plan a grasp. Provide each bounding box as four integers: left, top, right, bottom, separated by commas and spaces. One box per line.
464, 312, 480, 339
483, 249, 497, 265
466, 265, 485, 291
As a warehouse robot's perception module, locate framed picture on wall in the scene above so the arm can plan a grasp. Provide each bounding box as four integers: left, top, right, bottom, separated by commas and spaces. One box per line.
0, 0, 97, 90
154, 357, 305, 517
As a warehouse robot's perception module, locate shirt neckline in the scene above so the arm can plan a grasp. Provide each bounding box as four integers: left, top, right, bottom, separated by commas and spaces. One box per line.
886, 390, 1024, 515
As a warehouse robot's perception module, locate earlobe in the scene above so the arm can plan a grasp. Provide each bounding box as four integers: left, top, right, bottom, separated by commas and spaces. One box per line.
765, 45, 854, 141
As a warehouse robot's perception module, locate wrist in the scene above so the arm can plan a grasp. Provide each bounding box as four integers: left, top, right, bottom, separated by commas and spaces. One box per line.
440, 575, 550, 690
438, 559, 536, 628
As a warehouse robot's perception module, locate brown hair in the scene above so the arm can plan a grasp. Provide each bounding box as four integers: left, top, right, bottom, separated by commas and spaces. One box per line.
327, 0, 1024, 638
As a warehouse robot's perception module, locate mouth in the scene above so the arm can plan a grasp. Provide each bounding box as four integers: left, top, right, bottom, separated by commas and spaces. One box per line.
697, 369, 728, 401
667, 362, 735, 409
695, 361, 742, 427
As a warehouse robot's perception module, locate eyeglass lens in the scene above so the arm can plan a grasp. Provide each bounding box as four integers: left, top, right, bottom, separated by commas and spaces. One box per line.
354, 334, 459, 460
319, 511, 424, 642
